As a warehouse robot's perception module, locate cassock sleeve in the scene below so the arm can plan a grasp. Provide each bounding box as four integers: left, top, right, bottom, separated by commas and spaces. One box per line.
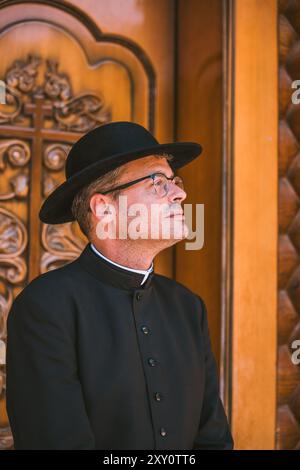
6, 291, 96, 449
192, 296, 234, 450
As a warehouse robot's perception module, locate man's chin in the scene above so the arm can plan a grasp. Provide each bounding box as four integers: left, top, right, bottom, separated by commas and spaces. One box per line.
165, 220, 189, 240
108, 220, 189, 243
153, 221, 189, 243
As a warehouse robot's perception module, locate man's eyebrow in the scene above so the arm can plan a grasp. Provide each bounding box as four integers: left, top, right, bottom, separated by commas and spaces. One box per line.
150, 169, 175, 178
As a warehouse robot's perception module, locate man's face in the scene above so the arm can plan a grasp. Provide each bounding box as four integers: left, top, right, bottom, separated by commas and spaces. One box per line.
94, 155, 188, 246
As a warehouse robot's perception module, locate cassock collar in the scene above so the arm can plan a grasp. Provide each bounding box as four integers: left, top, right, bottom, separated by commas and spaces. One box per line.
90, 242, 153, 285
78, 243, 155, 291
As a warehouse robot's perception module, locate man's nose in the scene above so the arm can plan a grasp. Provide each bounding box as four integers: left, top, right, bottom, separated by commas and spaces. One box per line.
167, 184, 187, 203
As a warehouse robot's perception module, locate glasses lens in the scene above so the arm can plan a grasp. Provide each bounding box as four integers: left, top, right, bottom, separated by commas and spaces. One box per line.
153, 174, 185, 197
173, 176, 184, 190
153, 174, 168, 197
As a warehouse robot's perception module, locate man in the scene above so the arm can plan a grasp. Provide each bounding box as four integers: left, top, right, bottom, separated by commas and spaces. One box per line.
6, 121, 233, 450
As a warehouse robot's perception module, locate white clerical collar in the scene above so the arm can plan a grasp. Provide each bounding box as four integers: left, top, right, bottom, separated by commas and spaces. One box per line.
90, 243, 154, 286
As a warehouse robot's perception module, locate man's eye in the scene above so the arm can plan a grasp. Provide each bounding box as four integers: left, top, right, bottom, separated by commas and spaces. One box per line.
174, 177, 184, 188
154, 177, 164, 186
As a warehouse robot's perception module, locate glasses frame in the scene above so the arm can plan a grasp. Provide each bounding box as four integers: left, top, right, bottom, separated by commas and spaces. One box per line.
100, 172, 184, 197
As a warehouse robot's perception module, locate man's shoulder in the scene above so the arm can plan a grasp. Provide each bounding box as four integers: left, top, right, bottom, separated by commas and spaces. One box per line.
8, 258, 85, 331
153, 272, 203, 305
13, 256, 82, 307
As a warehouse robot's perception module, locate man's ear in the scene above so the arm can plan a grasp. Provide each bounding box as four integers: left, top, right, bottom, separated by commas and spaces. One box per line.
89, 193, 107, 218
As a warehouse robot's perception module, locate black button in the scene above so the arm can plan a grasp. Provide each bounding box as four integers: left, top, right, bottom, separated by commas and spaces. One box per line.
141, 326, 150, 335
136, 292, 143, 300
160, 427, 167, 437
148, 358, 157, 367
154, 392, 162, 402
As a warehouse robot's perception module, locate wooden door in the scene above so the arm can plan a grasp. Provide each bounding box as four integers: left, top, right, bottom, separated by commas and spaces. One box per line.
0, 0, 175, 449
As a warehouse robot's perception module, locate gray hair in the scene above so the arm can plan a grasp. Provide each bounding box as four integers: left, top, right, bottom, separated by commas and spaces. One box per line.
71, 153, 174, 238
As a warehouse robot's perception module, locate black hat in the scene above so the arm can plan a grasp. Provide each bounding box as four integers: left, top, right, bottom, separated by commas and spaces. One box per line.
39, 121, 203, 224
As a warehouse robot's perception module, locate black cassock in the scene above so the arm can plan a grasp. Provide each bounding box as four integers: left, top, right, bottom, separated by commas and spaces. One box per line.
6, 243, 233, 450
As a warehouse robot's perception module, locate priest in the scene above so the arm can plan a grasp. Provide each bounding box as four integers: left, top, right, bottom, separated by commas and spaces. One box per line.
6, 121, 234, 450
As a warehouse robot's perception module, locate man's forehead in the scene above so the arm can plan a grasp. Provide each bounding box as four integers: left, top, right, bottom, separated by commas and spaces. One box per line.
121, 155, 173, 175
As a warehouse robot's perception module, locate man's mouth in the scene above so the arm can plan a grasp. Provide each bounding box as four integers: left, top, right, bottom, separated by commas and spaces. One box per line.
168, 212, 185, 219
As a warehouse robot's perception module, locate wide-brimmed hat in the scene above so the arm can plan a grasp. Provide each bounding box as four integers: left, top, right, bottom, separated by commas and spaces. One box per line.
39, 121, 203, 224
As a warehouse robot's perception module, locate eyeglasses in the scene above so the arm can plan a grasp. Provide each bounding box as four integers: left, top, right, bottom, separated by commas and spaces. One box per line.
100, 172, 185, 198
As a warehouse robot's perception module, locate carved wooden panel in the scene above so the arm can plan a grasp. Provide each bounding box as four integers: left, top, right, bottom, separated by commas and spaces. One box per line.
0, 0, 157, 449
278, 0, 300, 450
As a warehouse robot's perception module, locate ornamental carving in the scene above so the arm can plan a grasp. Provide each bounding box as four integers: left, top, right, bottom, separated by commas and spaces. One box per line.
1, 55, 111, 132
0, 53, 110, 450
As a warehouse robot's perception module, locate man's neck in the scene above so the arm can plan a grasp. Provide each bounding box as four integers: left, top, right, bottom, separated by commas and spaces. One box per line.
89, 241, 154, 270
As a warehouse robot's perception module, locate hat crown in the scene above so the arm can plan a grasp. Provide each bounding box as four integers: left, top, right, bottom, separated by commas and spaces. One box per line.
65, 121, 158, 179
39, 119, 202, 225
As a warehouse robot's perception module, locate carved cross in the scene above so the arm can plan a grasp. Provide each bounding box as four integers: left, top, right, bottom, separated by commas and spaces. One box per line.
1, 95, 82, 281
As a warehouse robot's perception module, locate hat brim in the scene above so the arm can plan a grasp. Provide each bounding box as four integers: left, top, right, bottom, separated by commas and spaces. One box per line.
39, 141, 202, 224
